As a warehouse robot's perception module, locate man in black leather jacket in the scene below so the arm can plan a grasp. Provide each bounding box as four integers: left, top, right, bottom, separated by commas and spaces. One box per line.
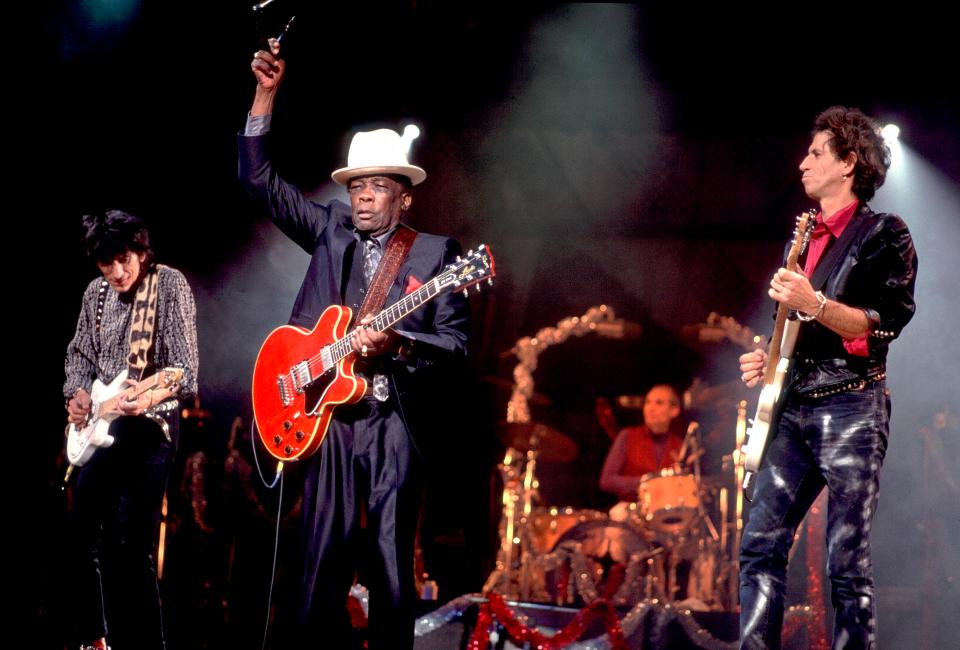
738, 106, 917, 649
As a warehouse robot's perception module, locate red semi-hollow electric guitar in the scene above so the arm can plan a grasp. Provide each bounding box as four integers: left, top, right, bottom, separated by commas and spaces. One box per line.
252, 244, 495, 461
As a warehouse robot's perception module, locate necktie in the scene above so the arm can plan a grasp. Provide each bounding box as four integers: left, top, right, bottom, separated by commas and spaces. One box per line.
361, 237, 390, 402
362, 237, 380, 286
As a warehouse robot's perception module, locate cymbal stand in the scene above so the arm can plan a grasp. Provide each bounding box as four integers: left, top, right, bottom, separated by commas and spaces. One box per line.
725, 399, 748, 609
483, 447, 524, 598
689, 428, 720, 544
517, 439, 541, 599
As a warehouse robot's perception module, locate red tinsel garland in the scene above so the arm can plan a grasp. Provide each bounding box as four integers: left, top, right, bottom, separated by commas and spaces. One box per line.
347, 594, 368, 630
468, 592, 627, 650
805, 492, 829, 649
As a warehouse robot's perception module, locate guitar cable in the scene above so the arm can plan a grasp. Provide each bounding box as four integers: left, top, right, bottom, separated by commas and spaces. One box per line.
250, 419, 283, 489
250, 420, 285, 650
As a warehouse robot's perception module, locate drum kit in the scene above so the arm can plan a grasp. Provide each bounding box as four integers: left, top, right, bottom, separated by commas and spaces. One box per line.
484, 401, 750, 612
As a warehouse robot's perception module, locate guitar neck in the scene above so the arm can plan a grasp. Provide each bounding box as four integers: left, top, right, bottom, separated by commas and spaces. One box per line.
763, 303, 792, 385
762, 257, 806, 386
100, 370, 180, 414
326, 278, 442, 366
761, 212, 812, 386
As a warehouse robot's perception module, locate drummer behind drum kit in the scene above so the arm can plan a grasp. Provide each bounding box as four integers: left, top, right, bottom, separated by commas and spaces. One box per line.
484, 407, 749, 612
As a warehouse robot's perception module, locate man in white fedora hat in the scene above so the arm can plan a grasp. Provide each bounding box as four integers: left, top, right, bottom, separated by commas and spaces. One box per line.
240, 38, 470, 650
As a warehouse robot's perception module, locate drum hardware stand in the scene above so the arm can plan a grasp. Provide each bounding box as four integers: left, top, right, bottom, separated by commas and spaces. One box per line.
491, 307, 607, 600
517, 444, 541, 599
642, 548, 667, 601
484, 438, 548, 600
521, 442, 541, 517
678, 420, 724, 606
483, 447, 525, 598
686, 423, 721, 546
717, 399, 749, 609
666, 538, 683, 601
718, 481, 733, 609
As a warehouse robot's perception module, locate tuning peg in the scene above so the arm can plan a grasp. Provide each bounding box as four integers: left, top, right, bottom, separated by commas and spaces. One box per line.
456, 255, 462, 262
462, 289, 469, 298
487, 278, 493, 286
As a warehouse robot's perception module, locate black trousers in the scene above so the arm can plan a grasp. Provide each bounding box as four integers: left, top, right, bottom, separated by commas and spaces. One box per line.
739, 381, 890, 649
295, 398, 422, 650
67, 415, 177, 650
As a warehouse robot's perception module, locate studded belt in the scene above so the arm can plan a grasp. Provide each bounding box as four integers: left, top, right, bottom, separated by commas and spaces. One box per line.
804, 370, 887, 399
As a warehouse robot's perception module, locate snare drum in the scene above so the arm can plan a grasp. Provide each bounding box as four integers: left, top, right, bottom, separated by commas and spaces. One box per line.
638, 468, 699, 534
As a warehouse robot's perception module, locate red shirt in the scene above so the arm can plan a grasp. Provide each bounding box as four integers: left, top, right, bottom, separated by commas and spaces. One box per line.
599, 425, 685, 501
803, 200, 868, 357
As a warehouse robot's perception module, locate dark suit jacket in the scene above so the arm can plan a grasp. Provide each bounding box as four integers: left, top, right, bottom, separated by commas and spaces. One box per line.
238, 134, 470, 451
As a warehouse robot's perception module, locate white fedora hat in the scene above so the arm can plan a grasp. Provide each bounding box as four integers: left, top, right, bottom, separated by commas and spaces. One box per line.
331, 125, 426, 186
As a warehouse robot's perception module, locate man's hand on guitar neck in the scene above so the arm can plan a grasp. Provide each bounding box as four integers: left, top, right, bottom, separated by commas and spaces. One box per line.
769, 267, 871, 342
351, 315, 401, 359
67, 389, 92, 425
118, 384, 154, 416
739, 349, 768, 388
117, 381, 177, 416
769, 268, 821, 314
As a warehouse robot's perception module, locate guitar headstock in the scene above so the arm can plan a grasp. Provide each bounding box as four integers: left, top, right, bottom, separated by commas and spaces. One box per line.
786, 211, 815, 267
800, 210, 816, 254
436, 244, 496, 297
159, 367, 184, 389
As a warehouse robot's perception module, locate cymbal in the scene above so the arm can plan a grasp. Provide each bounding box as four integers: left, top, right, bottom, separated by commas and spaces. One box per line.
496, 421, 578, 462
480, 376, 552, 406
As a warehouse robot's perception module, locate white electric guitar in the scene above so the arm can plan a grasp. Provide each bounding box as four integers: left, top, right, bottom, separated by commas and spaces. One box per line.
742, 212, 813, 489
65, 368, 183, 474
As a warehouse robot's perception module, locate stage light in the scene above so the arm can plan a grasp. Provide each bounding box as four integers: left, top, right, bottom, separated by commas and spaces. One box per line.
881, 124, 903, 170
402, 124, 421, 154
881, 123, 900, 144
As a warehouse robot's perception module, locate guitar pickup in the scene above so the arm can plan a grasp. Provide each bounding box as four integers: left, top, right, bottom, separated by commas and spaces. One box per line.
289, 361, 312, 393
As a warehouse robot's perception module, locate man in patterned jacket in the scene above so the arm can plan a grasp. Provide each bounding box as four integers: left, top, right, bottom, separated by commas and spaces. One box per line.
64, 210, 199, 650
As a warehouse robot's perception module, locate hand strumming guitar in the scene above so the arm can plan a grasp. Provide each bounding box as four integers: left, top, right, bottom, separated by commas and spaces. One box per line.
739, 349, 768, 388
67, 389, 92, 425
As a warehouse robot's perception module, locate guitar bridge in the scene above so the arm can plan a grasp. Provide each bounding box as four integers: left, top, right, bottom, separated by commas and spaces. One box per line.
277, 375, 293, 407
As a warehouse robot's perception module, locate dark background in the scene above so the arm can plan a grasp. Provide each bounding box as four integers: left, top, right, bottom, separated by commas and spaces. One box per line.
22, 2, 958, 648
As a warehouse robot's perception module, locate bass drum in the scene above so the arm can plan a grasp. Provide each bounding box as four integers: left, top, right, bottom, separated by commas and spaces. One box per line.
553, 518, 653, 564
545, 518, 662, 606
524, 507, 607, 555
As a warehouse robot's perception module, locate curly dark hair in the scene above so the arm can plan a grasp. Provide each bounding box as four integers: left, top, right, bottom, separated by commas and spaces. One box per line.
813, 106, 891, 202
81, 209, 155, 268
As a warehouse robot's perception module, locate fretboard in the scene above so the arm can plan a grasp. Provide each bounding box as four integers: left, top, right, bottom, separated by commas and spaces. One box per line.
322, 277, 442, 369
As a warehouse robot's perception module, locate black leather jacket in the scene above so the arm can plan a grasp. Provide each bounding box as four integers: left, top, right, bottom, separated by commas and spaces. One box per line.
788, 203, 917, 397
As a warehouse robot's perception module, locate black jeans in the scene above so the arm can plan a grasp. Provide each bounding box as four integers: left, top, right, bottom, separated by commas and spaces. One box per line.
67, 415, 177, 649
739, 381, 890, 649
